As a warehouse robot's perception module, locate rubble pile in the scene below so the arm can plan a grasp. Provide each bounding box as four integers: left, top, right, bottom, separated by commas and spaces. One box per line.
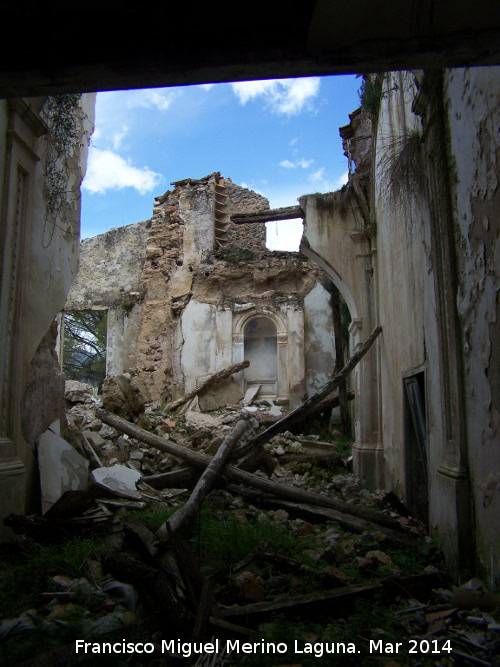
2, 362, 499, 665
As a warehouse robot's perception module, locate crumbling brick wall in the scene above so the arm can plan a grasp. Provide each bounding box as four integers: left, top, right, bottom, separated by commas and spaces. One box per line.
65, 174, 336, 407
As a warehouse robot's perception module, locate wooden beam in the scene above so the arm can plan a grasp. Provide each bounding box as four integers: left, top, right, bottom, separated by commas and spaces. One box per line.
233, 325, 381, 458
219, 582, 382, 618
156, 418, 247, 541
231, 206, 304, 225
164, 359, 250, 413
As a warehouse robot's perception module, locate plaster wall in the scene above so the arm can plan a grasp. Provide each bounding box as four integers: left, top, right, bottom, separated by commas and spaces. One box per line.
373, 72, 444, 511
301, 192, 381, 481
304, 283, 336, 396
27, 94, 95, 366
445, 67, 500, 580
181, 301, 218, 393
1, 94, 95, 531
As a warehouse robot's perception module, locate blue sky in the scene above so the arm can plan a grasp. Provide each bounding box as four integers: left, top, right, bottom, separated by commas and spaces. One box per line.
81, 75, 361, 250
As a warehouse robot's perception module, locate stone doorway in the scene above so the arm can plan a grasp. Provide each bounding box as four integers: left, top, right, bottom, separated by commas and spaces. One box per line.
243, 317, 278, 398
404, 371, 429, 524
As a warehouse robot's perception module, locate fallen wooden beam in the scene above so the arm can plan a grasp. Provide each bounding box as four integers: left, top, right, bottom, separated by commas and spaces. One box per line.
450, 586, 500, 612
298, 387, 355, 423
225, 488, 422, 550
165, 360, 250, 413
231, 205, 304, 225
219, 572, 451, 621
81, 432, 103, 468
157, 418, 248, 541
97, 407, 403, 534
142, 467, 201, 489
219, 582, 382, 619
233, 325, 381, 459
252, 389, 355, 430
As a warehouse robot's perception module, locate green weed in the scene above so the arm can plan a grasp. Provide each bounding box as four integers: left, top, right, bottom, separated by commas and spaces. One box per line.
0, 537, 108, 619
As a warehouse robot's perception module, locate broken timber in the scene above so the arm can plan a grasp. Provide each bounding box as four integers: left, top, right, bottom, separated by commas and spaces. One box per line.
164, 359, 250, 413
98, 437, 403, 535
234, 325, 382, 458
219, 582, 382, 619
258, 388, 355, 429
143, 467, 200, 489
225, 489, 422, 550
157, 417, 248, 541
231, 205, 304, 225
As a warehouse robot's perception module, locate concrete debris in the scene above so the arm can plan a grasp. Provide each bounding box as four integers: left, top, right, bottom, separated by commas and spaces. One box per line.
38, 428, 89, 514
91, 465, 142, 500
101, 373, 147, 419
64, 380, 95, 404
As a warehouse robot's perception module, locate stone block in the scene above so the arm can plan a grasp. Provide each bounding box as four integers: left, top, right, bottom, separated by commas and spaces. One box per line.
65, 380, 94, 404
198, 377, 243, 411
242, 384, 261, 406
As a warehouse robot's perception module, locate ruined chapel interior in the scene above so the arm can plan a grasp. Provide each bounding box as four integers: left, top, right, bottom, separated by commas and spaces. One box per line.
0, 0, 499, 661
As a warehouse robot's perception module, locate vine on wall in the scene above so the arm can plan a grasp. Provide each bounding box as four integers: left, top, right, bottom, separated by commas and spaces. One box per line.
40, 94, 84, 247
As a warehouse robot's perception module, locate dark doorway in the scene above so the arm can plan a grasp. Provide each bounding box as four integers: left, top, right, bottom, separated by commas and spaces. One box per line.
404, 371, 429, 523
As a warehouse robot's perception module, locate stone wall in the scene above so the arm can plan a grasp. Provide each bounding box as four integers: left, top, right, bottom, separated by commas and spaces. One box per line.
445, 67, 500, 581
303, 67, 500, 582
218, 178, 267, 252
66, 221, 148, 310
0, 94, 95, 534
65, 220, 149, 377
66, 174, 336, 410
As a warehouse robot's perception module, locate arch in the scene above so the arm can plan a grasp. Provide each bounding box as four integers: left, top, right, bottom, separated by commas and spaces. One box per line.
300, 241, 359, 321
233, 308, 288, 337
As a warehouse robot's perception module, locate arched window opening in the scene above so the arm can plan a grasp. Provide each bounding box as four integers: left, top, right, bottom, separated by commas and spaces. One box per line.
243, 317, 278, 397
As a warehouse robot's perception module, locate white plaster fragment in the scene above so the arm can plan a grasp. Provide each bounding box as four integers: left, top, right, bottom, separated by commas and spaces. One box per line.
39, 430, 89, 514
92, 465, 142, 500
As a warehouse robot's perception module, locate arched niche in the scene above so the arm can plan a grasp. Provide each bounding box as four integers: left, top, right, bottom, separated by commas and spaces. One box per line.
243, 317, 278, 397
233, 309, 289, 402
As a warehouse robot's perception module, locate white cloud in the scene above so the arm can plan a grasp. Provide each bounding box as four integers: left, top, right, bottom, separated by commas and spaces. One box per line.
200, 83, 215, 91
280, 158, 313, 169
83, 148, 163, 195
127, 88, 177, 112
309, 168, 325, 182
230, 77, 320, 115
231, 79, 277, 104
112, 125, 128, 150
335, 171, 349, 188
290, 137, 299, 146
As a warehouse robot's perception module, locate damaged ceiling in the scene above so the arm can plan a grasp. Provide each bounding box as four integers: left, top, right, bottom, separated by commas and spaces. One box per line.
1, 1, 500, 97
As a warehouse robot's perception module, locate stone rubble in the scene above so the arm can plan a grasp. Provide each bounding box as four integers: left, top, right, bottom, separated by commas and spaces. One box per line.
2, 379, 498, 665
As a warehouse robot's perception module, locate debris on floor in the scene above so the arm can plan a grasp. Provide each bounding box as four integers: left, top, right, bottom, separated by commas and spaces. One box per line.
2, 366, 498, 665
